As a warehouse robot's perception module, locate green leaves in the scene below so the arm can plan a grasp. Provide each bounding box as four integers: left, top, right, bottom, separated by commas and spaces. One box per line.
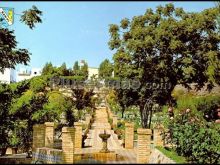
0, 29, 31, 72
20, 5, 43, 29
98, 59, 113, 79
108, 3, 220, 128
165, 94, 220, 163
120, 18, 130, 29
0, 6, 42, 72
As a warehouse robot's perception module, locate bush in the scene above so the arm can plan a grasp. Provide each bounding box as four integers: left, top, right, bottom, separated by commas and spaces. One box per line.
176, 94, 220, 122
167, 111, 220, 164
196, 95, 220, 121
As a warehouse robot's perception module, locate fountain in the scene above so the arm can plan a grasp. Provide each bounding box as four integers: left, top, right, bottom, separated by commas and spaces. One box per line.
99, 130, 111, 153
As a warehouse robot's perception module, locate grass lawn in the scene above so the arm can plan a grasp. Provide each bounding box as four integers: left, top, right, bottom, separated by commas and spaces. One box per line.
156, 146, 187, 164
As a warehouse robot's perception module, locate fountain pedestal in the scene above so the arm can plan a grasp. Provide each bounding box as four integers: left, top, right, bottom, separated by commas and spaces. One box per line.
99, 130, 111, 153
90, 130, 117, 162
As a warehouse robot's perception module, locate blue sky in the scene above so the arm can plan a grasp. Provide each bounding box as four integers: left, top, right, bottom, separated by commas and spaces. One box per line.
0, 1, 216, 70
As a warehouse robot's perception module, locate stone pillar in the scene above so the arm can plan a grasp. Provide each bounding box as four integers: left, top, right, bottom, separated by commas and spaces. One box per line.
44, 122, 54, 148
85, 114, 91, 126
112, 115, 118, 128
62, 127, 75, 164
137, 128, 152, 163
154, 129, 164, 147
125, 122, 134, 149
33, 124, 45, 153
74, 122, 82, 150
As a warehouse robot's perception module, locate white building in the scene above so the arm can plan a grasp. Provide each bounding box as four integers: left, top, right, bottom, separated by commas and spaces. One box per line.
17, 68, 42, 82
88, 67, 99, 79
0, 68, 16, 84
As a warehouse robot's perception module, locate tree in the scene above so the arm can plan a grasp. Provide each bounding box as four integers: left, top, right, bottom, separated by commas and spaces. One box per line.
81, 62, 89, 79
42, 62, 55, 75
112, 49, 139, 118
108, 4, 220, 128
0, 29, 31, 73
20, 5, 42, 29
0, 84, 13, 151
73, 61, 80, 76
99, 59, 113, 79
57, 62, 69, 76
9, 78, 49, 152
215, 1, 220, 31
0, 6, 42, 73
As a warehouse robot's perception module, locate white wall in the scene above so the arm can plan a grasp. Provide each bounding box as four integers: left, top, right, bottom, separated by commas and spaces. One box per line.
16, 68, 42, 82
88, 67, 99, 79
0, 68, 16, 84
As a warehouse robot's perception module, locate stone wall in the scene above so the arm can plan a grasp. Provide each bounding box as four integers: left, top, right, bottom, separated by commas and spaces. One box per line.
149, 148, 176, 164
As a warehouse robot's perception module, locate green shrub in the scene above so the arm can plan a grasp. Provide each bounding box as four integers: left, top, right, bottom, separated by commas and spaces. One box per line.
172, 88, 186, 100
196, 95, 220, 121
176, 94, 220, 122
167, 112, 220, 164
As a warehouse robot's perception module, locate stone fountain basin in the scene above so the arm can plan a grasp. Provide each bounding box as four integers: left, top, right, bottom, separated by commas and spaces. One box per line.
99, 134, 111, 140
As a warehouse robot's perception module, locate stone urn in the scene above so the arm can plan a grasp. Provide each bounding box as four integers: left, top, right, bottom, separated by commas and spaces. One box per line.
99, 130, 111, 153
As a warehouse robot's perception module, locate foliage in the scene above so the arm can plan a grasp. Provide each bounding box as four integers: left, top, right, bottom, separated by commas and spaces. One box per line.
81, 62, 89, 79
196, 95, 220, 121
38, 91, 72, 123
156, 146, 187, 163
99, 59, 113, 79
57, 63, 70, 76
8, 132, 20, 147
171, 87, 186, 100
42, 62, 56, 76
42, 61, 88, 79
0, 6, 42, 72
0, 28, 31, 73
71, 88, 95, 110
108, 3, 220, 128
29, 76, 48, 93
0, 84, 13, 148
176, 94, 220, 122
73, 61, 80, 74
20, 5, 42, 29
166, 109, 220, 164
215, 2, 220, 31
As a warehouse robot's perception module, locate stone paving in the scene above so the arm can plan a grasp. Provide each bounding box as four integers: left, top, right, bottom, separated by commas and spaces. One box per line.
75, 107, 137, 163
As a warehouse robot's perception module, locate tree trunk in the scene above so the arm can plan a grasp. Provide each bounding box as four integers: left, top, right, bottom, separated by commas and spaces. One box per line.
121, 105, 126, 119
121, 108, 125, 119
148, 106, 153, 129
140, 102, 148, 128
140, 100, 154, 129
